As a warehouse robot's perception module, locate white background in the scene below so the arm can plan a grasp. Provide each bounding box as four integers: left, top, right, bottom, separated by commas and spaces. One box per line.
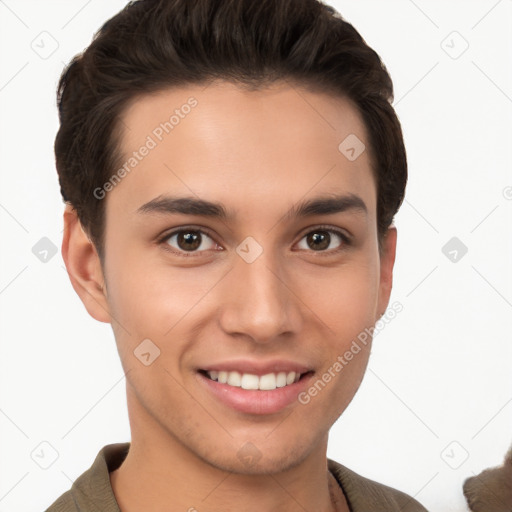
0, 1, 511, 511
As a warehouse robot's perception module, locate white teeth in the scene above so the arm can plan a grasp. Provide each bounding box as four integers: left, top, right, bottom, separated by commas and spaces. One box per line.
259, 373, 276, 390
227, 371, 241, 387
206, 370, 303, 390
240, 373, 259, 390
276, 372, 287, 388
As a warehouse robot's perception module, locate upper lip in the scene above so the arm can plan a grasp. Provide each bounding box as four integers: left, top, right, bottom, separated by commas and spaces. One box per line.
199, 359, 313, 376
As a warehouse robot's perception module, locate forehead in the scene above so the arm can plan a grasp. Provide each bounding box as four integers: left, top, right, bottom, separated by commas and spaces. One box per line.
111, 80, 376, 221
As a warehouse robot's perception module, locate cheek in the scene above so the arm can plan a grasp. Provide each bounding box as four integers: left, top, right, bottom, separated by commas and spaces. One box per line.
296, 259, 379, 407
104, 253, 224, 358
299, 258, 380, 337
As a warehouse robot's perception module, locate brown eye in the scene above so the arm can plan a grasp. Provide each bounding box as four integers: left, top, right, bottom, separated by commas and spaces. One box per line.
307, 231, 330, 251
164, 229, 217, 253
296, 228, 349, 252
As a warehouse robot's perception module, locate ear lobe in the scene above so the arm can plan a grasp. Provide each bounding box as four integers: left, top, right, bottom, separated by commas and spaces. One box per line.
62, 204, 111, 323
377, 226, 397, 316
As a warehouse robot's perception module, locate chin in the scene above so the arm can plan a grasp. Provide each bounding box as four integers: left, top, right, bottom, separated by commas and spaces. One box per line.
193, 433, 318, 476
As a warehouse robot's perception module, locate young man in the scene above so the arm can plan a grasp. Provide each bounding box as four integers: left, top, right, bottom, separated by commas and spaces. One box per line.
46, 0, 428, 510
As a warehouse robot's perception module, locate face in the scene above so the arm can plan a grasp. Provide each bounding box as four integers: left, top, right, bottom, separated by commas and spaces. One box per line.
68, 80, 396, 475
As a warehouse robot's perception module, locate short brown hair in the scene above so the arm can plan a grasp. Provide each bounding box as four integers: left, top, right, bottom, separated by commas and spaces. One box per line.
55, 0, 407, 260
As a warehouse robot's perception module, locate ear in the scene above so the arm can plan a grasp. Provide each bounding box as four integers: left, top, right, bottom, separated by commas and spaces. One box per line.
376, 226, 397, 317
61, 204, 111, 323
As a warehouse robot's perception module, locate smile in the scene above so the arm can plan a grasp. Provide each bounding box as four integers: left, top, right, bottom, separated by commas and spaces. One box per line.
198, 367, 314, 414
205, 370, 302, 390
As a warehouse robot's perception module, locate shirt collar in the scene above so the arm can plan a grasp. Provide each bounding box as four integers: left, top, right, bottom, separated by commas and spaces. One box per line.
70, 442, 425, 512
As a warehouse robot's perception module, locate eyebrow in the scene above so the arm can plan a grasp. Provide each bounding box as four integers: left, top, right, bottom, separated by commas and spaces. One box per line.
136, 193, 367, 220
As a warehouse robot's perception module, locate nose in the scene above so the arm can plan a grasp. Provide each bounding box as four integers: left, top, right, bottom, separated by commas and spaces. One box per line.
217, 248, 302, 344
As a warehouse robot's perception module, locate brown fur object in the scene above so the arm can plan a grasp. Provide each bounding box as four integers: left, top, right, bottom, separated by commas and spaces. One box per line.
463, 447, 512, 512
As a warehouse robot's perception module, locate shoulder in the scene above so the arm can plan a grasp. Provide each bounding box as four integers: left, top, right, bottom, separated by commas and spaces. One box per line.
328, 458, 429, 512
45, 491, 78, 512
45, 443, 128, 512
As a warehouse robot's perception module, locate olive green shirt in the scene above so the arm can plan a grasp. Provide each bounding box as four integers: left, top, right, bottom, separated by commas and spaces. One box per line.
45, 442, 428, 511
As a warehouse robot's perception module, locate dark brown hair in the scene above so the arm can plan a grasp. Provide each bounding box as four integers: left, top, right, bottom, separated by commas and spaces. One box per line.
55, 0, 407, 260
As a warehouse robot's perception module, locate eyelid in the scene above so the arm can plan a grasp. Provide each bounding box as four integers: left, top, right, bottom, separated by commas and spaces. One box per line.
297, 224, 351, 241
158, 224, 352, 256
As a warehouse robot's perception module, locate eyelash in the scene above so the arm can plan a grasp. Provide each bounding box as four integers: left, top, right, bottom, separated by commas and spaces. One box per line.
157, 225, 352, 258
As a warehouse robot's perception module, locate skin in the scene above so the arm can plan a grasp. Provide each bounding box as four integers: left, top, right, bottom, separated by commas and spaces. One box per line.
62, 80, 397, 512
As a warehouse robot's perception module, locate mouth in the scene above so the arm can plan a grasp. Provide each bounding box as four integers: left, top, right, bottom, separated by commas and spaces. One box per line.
197, 365, 315, 415
199, 369, 309, 390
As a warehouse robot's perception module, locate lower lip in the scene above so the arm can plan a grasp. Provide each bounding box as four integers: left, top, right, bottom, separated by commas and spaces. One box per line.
197, 372, 314, 415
